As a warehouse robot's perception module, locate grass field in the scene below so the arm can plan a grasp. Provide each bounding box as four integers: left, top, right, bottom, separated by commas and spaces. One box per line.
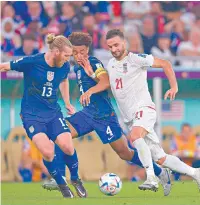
1, 181, 200, 205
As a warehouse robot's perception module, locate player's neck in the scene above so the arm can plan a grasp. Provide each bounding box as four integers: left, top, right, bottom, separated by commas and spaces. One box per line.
116, 50, 129, 61
45, 53, 63, 68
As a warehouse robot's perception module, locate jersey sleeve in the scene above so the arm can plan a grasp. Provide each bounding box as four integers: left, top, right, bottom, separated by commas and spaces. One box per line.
131, 53, 154, 68
63, 62, 70, 80
91, 59, 107, 78
10, 56, 35, 72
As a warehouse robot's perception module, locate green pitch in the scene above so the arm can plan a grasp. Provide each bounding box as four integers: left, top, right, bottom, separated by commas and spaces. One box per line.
1, 181, 200, 205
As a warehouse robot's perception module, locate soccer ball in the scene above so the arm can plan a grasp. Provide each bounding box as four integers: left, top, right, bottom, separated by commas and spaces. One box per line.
99, 173, 122, 196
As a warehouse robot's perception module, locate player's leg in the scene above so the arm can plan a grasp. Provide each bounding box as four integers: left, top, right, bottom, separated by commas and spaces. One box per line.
111, 136, 171, 196
128, 107, 160, 191
93, 112, 158, 192
22, 119, 72, 198
48, 111, 92, 197
147, 132, 200, 190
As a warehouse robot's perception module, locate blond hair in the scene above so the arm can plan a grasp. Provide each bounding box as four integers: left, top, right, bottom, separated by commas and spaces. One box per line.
46, 33, 72, 50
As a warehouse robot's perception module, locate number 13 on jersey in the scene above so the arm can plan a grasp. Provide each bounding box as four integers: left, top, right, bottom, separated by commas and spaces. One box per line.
115, 78, 123, 89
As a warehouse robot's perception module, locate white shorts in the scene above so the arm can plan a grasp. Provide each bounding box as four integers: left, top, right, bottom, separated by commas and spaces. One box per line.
126, 106, 166, 161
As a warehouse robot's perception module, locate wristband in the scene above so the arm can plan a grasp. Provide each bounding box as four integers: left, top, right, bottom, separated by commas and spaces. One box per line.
90, 72, 96, 79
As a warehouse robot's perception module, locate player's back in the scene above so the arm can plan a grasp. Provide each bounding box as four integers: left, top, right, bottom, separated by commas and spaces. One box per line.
74, 56, 115, 118
10, 53, 70, 119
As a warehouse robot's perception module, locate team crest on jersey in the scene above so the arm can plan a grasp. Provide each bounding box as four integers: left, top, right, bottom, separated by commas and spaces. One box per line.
47, 71, 54, 81
77, 70, 81, 79
123, 63, 128, 73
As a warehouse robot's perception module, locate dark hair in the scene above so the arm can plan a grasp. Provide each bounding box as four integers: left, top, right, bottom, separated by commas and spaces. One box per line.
181, 123, 191, 130
68, 32, 92, 47
106, 29, 124, 40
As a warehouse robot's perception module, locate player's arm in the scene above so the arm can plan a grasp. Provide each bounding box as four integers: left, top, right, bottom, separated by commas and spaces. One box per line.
1, 56, 34, 73
59, 78, 76, 115
152, 57, 178, 100
0, 62, 11, 72
134, 54, 178, 100
80, 69, 110, 107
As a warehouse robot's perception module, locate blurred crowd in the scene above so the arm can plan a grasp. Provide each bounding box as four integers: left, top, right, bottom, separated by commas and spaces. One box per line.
1, 1, 200, 67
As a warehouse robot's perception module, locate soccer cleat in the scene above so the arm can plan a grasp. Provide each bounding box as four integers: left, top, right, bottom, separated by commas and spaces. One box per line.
193, 168, 200, 191
58, 184, 74, 198
138, 176, 159, 192
71, 178, 88, 198
158, 168, 172, 196
42, 178, 59, 191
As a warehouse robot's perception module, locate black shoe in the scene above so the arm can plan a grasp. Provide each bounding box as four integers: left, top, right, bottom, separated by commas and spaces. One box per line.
71, 178, 87, 198
58, 184, 74, 198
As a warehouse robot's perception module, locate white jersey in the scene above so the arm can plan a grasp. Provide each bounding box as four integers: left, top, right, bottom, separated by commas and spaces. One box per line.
106, 52, 155, 123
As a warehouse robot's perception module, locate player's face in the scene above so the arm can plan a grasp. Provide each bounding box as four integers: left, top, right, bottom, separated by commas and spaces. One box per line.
106, 36, 126, 60
55, 46, 73, 64
72, 45, 89, 64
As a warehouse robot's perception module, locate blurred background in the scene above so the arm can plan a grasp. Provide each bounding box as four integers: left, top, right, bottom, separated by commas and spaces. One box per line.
1, 1, 200, 183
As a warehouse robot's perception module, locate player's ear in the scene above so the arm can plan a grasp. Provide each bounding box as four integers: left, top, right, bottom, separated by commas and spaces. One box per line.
54, 48, 60, 56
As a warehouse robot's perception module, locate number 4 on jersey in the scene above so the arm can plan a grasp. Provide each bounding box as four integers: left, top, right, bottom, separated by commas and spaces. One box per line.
106, 126, 113, 136
115, 78, 123, 89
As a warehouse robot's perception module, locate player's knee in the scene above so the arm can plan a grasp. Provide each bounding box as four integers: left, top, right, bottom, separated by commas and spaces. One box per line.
61, 144, 74, 155
129, 135, 141, 143
156, 156, 167, 165
42, 149, 54, 161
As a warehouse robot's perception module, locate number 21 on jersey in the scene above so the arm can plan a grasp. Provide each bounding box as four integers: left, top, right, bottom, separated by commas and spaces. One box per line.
115, 78, 123, 89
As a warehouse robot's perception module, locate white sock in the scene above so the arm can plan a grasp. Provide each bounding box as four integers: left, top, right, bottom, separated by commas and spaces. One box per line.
133, 138, 155, 178
163, 155, 195, 177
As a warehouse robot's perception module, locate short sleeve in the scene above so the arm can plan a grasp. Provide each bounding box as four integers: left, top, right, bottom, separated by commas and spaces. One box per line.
63, 62, 70, 79
91, 58, 107, 78
10, 56, 35, 72
131, 53, 154, 67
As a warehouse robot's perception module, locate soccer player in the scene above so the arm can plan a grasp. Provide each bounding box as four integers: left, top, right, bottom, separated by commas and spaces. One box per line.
0, 34, 83, 198
104, 29, 200, 191
43, 32, 172, 196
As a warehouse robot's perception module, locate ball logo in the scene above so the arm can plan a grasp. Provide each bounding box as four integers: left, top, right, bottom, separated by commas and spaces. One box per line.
47, 71, 54, 82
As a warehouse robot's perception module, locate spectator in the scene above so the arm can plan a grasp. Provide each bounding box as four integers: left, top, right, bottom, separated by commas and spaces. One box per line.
177, 27, 200, 67
14, 33, 39, 56
161, 1, 183, 21
2, 3, 26, 35
72, 1, 97, 15
58, 2, 83, 36
150, 2, 168, 34
41, 2, 60, 35
25, 1, 49, 28
164, 19, 185, 54
96, 1, 110, 29
108, 16, 124, 32
127, 32, 144, 54
140, 16, 158, 54
123, 1, 151, 22
170, 123, 199, 167
151, 33, 173, 59
94, 34, 112, 66
83, 14, 102, 54
1, 17, 21, 56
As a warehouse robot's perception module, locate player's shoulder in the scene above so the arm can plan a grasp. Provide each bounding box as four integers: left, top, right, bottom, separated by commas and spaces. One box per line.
107, 57, 116, 68
89, 56, 103, 66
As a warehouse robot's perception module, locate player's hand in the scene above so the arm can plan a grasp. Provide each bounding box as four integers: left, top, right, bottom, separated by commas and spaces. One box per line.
78, 57, 94, 76
164, 87, 178, 100
66, 104, 76, 115
80, 90, 92, 107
